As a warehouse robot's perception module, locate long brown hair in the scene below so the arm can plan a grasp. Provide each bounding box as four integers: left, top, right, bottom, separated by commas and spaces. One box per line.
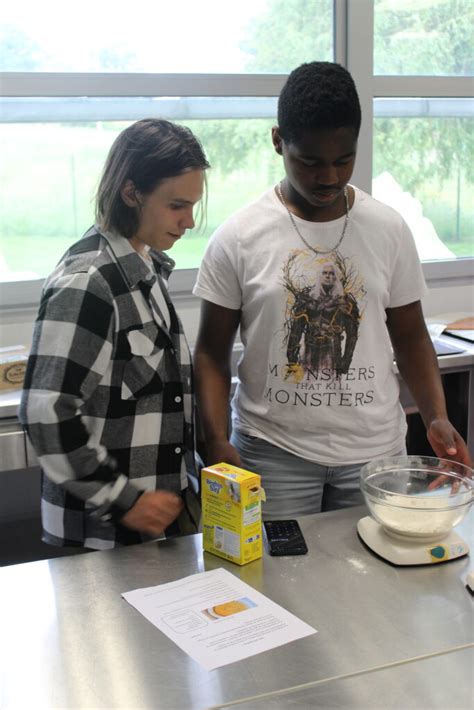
96, 118, 209, 238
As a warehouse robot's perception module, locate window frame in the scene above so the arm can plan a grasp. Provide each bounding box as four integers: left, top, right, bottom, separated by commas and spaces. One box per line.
0, 0, 472, 311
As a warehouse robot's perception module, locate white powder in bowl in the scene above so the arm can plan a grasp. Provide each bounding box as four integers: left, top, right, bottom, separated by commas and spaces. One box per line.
369, 495, 469, 539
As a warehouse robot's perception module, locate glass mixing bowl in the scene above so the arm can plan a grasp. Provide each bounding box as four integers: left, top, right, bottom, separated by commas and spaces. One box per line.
360, 456, 473, 541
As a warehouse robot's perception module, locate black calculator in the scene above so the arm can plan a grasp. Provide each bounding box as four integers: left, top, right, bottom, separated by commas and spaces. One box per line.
263, 519, 308, 556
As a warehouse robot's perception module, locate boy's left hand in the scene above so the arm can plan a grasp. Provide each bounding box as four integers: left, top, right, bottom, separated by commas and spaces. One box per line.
427, 417, 472, 467
426, 418, 472, 491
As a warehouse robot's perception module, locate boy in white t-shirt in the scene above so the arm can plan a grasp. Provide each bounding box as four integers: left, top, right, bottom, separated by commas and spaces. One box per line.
193, 62, 471, 518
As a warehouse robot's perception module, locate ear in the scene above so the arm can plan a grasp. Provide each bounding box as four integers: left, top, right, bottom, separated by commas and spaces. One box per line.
120, 179, 139, 207
272, 126, 283, 155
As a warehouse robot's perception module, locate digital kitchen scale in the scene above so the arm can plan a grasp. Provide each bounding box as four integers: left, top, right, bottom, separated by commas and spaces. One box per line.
357, 516, 470, 566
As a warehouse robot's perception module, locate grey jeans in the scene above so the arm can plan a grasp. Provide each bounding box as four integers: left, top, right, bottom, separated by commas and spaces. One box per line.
231, 429, 405, 520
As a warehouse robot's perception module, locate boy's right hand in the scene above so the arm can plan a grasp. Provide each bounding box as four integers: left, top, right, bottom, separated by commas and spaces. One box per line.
206, 440, 242, 469
121, 490, 183, 537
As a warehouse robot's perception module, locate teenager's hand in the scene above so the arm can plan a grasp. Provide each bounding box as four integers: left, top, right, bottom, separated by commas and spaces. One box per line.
426, 418, 472, 492
427, 418, 472, 467
206, 440, 242, 469
121, 490, 183, 537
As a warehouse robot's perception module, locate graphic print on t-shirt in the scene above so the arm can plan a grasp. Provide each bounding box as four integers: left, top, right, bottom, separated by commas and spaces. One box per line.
281, 249, 365, 384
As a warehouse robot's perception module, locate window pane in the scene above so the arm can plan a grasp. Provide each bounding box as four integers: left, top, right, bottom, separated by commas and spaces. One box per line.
0, 0, 333, 73
374, 0, 473, 76
0, 107, 282, 281
373, 100, 474, 261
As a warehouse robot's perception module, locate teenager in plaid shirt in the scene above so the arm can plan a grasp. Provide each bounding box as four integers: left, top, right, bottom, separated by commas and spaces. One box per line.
20, 119, 209, 549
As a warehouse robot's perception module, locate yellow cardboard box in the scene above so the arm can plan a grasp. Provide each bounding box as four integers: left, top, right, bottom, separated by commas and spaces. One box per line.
0, 346, 28, 392
201, 462, 263, 565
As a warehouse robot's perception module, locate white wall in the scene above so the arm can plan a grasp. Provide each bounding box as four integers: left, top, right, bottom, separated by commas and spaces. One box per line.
423, 282, 473, 320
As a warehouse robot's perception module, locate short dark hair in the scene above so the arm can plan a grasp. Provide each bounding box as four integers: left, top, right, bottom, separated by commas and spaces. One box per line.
96, 118, 210, 238
277, 62, 361, 143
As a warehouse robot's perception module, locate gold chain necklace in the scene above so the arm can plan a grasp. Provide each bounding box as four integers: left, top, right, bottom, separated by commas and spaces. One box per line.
277, 182, 350, 255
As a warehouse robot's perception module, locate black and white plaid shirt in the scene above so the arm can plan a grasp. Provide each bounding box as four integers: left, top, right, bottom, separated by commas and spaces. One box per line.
19, 227, 196, 549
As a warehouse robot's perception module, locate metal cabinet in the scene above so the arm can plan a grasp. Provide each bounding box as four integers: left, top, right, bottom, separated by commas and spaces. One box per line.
0, 420, 27, 471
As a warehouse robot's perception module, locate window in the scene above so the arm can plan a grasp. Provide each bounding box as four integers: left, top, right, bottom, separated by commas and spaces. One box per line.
373, 100, 473, 261
0, 0, 472, 303
0, 109, 281, 277
374, 0, 473, 76
370, 0, 474, 263
0, 0, 333, 290
347, 0, 473, 273
0, 0, 333, 74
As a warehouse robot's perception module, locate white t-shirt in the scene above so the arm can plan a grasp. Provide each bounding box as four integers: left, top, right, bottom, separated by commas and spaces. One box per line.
193, 186, 428, 465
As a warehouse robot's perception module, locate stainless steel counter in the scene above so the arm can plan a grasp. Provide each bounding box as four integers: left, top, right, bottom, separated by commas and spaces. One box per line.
233, 646, 474, 709
1, 506, 473, 709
